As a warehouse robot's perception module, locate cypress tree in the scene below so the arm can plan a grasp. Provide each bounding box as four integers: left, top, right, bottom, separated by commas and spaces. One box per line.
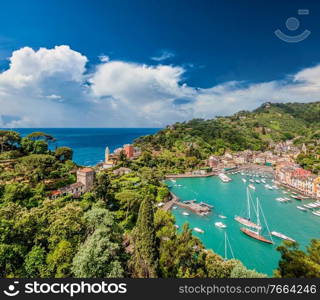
130, 196, 158, 278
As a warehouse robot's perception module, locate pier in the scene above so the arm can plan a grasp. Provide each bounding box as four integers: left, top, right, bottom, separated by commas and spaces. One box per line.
162, 192, 213, 216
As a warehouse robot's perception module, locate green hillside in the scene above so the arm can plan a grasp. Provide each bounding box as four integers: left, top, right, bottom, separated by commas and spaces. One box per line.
134, 102, 320, 173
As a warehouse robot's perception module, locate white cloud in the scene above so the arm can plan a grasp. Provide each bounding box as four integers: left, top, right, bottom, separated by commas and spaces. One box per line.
150, 50, 175, 61
0, 45, 89, 127
1, 45, 320, 128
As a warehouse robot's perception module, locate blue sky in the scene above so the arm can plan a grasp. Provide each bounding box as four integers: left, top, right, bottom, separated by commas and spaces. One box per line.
1, 0, 320, 127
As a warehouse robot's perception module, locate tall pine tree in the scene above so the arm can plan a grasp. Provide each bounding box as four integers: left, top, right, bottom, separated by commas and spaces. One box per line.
130, 196, 158, 278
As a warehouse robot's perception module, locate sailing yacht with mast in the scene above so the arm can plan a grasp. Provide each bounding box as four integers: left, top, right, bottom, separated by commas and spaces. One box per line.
240, 196, 273, 244
234, 186, 261, 230
224, 232, 235, 260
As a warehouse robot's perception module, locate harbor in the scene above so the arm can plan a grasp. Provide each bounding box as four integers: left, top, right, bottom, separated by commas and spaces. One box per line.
166, 172, 320, 275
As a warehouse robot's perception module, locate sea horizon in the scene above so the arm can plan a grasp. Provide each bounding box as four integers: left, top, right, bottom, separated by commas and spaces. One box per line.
9, 128, 160, 166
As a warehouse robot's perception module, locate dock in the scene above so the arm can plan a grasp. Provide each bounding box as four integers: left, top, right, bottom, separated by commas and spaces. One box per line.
162, 192, 213, 216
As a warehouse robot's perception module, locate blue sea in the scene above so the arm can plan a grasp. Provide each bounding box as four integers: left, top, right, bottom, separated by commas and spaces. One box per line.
13, 128, 160, 166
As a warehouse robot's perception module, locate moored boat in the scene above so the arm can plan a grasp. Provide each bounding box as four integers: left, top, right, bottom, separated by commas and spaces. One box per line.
218, 173, 232, 182
215, 222, 227, 229
271, 231, 296, 242
182, 211, 190, 216
238, 193, 274, 245
235, 216, 261, 230
193, 227, 204, 233
248, 184, 255, 190
240, 227, 273, 244
218, 214, 227, 219
297, 206, 307, 211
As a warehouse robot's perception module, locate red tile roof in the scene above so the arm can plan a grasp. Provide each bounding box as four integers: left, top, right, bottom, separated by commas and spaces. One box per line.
51, 190, 61, 196
79, 167, 94, 173
292, 168, 312, 177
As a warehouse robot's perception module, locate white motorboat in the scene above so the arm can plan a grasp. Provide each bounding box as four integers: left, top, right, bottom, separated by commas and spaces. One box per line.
242, 178, 247, 183
218, 214, 227, 219
215, 222, 227, 229
248, 184, 256, 190
297, 206, 307, 211
182, 211, 190, 216
193, 227, 204, 233
218, 173, 232, 182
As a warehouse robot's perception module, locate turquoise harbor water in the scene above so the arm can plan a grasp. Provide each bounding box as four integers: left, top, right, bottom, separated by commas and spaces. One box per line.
167, 174, 320, 276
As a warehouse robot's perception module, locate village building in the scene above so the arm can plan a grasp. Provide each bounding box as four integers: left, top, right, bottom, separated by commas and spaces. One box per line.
275, 162, 320, 197
114, 144, 141, 159
124, 144, 134, 158
113, 167, 132, 176
253, 153, 267, 165
103, 146, 116, 169
51, 167, 95, 199
314, 177, 320, 199
208, 155, 220, 168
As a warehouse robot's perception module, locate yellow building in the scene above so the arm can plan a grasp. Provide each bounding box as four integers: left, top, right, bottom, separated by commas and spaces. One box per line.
314, 177, 320, 199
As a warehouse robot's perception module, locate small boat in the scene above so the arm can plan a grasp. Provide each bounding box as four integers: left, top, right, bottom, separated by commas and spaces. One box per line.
261, 179, 266, 184
215, 222, 227, 229
218, 173, 232, 182
296, 206, 307, 211
174, 224, 179, 229
271, 231, 296, 242
182, 211, 190, 216
235, 216, 261, 230
276, 197, 286, 202
255, 180, 260, 184
170, 179, 176, 183
249, 179, 254, 183
218, 214, 227, 219
242, 178, 247, 183
240, 227, 273, 244
248, 184, 255, 190
291, 195, 303, 201
239, 194, 273, 244
312, 211, 320, 216
172, 206, 177, 209
193, 227, 204, 233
